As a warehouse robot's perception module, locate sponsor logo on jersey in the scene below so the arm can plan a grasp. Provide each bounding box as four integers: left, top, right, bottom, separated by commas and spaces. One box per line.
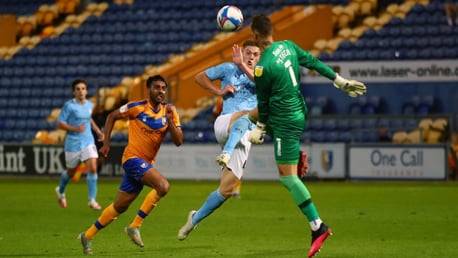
254, 66, 263, 77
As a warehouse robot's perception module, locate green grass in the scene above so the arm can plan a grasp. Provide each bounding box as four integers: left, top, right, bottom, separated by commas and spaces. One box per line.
1, 178, 457, 257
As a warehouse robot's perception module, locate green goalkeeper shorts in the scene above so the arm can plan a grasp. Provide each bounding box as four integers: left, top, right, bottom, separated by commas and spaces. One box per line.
270, 114, 306, 164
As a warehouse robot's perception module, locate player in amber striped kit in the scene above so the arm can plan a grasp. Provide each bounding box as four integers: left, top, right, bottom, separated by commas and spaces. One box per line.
78, 75, 183, 255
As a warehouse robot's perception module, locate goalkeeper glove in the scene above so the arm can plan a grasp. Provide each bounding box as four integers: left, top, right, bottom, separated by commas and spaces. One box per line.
333, 73, 367, 98
249, 122, 266, 144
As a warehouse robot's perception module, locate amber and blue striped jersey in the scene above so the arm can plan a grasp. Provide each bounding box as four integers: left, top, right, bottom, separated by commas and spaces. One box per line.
118, 99, 181, 165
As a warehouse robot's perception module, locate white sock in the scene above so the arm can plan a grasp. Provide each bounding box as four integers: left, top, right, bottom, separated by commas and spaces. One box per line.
310, 218, 323, 231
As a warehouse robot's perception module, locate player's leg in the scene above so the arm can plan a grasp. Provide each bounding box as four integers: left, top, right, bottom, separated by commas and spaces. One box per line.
123, 159, 170, 247
82, 144, 101, 210
126, 166, 169, 247
297, 150, 308, 178
216, 111, 251, 166
55, 151, 79, 208
85, 158, 101, 210
446, 4, 454, 26
178, 169, 239, 241
194, 168, 239, 221
79, 162, 142, 254
273, 121, 331, 257
232, 180, 242, 198
79, 190, 138, 254
178, 136, 249, 240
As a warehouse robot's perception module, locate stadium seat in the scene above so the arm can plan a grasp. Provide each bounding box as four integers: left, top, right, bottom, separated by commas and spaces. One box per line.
311, 131, 326, 142
323, 119, 337, 131
336, 119, 350, 131
337, 131, 351, 143
301, 131, 312, 143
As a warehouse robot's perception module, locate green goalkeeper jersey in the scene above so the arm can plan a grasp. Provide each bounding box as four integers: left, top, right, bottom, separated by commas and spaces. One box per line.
254, 40, 336, 125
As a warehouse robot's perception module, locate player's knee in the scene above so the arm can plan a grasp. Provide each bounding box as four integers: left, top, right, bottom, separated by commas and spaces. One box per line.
155, 179, 170, 197
113, 202, 129, 214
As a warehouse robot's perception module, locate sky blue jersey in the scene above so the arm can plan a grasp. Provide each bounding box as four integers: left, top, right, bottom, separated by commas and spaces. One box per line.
57, 99, 95, 152
205, 62, 257, 115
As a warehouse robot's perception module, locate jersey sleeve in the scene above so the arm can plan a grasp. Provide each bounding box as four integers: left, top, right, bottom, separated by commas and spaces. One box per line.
254, 65, 271, 124
121, 101, 145, 119
205, 63, 230, 81
57, 102, 70, 123
291, 41, 336, 80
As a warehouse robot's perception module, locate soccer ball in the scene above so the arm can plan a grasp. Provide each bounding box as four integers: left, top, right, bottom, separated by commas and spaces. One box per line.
216, 5, 243, 32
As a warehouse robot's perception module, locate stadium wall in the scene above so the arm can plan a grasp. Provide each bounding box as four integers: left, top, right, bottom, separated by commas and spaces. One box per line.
0, 143, 447, 181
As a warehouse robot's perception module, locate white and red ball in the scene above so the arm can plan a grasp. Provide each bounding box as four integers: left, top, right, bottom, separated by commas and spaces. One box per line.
216, 5, 243, 32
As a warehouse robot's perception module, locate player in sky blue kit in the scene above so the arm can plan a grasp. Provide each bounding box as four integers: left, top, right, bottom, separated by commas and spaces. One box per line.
55, 79, 104, 210
178, 40, 261, 240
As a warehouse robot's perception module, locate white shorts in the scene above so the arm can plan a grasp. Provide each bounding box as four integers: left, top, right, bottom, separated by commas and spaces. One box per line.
65, 144, 99, 169
214, 113, 252, 179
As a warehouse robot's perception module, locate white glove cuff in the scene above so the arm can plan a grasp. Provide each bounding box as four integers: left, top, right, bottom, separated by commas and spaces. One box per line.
256, 122, 266, 130
333, 73, 347, 88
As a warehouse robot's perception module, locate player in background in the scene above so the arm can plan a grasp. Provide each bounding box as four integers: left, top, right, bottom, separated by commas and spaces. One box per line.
78, 75, 183, 255
177, 40, 260, 240
248, 14, 366, 257
55, 79, 104, 210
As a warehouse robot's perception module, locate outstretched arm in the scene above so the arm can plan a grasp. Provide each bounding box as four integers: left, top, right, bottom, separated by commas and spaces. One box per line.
195, 72, 235, 96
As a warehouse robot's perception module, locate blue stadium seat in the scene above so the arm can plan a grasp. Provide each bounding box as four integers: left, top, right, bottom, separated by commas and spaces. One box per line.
311, 131, 325, 142
307, 119, 323, 131
301, 131, 311, 143
325, 131, 339, 142
336, 119, 350, 131
323, 119, 337, 131
337, 131, 351, 143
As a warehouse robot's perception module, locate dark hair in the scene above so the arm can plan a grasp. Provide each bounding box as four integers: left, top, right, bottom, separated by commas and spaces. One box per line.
146, 74, 168, 88
71, 79, 88, 91
243, 39, 259, 48
251, 14, 272, 37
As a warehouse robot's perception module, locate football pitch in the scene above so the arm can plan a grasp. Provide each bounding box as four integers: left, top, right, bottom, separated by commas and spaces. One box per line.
1, 178, 457, 257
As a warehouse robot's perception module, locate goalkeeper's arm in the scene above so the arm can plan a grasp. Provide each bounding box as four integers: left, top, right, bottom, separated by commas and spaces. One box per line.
333, 73, 367, 97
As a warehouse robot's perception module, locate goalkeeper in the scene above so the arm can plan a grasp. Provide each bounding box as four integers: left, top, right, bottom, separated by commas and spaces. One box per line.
248, 14, 366, 258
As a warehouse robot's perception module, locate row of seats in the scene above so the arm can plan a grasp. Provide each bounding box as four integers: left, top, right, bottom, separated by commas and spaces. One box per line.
0, 98, 67, 108
0, 86, 69, 97
2, 116, 444, 144
325, 0, 458, 61
0, 108, 52, 118
110, 128, 416, 145
181, 114, 438, 134
0, 0, 53, 15
1, 119, 56, 131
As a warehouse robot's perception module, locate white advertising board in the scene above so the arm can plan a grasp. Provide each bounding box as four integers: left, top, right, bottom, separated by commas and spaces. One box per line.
349, 145, 447, 180
301, 60, 458, 83
154, 144, 279, 180
154, 143, 346, 180
306, 143, 346, 179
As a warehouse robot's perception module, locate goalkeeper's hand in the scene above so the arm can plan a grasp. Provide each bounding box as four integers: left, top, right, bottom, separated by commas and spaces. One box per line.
249, 122, 266, 144
333, 73, 367, 98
